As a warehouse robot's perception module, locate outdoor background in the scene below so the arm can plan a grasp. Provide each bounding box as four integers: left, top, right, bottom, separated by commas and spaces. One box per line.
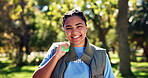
0, 0, 148, 78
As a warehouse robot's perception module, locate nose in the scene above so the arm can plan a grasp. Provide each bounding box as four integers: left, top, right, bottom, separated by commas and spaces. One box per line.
71, 28, 78, 35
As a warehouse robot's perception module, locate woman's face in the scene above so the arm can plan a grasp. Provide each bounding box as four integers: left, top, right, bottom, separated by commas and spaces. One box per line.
63, 16, 88, 47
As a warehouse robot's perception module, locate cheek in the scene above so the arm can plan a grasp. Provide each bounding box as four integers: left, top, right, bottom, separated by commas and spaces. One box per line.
81, 28, 87, 34
65, 31, 71, 37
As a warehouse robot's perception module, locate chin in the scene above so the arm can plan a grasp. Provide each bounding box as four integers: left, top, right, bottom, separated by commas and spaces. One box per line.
71, 40, 85, 47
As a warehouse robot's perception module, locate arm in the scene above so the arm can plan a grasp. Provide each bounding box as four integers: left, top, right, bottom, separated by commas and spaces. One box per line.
104, 54, 115, 78
32, 54, 60, 78
32, 43, 69, 78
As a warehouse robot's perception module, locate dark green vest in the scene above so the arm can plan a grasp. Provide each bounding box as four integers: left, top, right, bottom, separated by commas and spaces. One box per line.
51, 38, 106, 78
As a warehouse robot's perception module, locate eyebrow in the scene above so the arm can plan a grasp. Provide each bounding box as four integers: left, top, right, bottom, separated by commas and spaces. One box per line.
75, 23, 83, 26
65, 25, 72, 28
65, 23, 83, 28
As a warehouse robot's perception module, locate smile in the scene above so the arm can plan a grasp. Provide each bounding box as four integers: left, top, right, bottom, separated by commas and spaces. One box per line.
73, 36, 79, 38
72, 35, 81, 39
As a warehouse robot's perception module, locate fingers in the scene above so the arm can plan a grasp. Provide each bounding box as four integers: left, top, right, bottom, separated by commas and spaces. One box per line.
55, 42, 70, 57
60, 42, 70, 49
54, 45, 66, 59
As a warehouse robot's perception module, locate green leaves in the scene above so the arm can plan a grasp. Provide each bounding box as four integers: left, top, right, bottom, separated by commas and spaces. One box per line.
1, 0, 146, 53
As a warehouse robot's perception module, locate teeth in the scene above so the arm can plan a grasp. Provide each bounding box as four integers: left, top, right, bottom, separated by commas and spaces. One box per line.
73, 36, 79, 38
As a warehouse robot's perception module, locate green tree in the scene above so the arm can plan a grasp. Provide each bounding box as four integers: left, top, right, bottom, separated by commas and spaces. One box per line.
0, 0, 37, 66
0, 0, 19, 56
129, 0, 148, 61
81, 0, 117, 59
32, 0, 76, 50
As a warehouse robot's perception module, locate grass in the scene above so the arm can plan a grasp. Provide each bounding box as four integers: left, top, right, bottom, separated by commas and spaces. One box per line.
110, 52, 148, 78
111, 62, 148, 78
0, 66, 38, 78
0, 58, 38, 78
131, 62, 148, 78
0, 52, 148, 78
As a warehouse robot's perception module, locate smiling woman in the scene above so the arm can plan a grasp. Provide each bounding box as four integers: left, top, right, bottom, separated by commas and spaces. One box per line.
63, 16, 88, 47
32, 9, 115, 78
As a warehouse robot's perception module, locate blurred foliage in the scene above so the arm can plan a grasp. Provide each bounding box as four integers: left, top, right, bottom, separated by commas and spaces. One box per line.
0, 0, 147, 65
128, 0, 148, 61
0, 0, 148, 77
81, 0, 117, 54
0, 52, 148, 78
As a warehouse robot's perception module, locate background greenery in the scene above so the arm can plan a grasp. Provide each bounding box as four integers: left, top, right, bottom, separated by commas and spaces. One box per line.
0, 52, 147, 78
0, 0, 148, 78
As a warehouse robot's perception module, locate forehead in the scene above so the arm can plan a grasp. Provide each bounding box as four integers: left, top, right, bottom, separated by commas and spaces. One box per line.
64, 16, 85, 26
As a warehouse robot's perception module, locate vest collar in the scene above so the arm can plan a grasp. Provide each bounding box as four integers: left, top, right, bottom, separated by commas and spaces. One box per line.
65, 37, 94, 65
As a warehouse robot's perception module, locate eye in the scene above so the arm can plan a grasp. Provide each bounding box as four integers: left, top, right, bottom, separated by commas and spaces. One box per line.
77, 26, 82, 28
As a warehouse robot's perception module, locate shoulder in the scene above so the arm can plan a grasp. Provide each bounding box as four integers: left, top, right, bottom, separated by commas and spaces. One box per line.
46, 42, 68, 56
90, 44, 106, 59
49, 42, 69, 49
52, 42, 70, 47
47, 41, 70, 53
47, 42, 68, 52
52, 42, 67, 47
90, 43, 106, 51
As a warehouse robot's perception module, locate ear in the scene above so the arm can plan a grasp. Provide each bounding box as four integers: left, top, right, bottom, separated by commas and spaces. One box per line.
85, 24, 88, 35
85, 24, 88, 32
63, 27, 66, 32
62, 26, 65, 31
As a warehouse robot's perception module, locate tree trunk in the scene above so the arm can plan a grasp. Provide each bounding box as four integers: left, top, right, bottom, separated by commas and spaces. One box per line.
116, 0, 134, 77
143, 41, 148, 62
15, 0, 30, 66
15, 37, 24, 66
20, 0, 30, 54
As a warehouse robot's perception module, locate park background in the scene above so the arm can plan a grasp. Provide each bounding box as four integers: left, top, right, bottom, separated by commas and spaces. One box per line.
0, 0, 148, 78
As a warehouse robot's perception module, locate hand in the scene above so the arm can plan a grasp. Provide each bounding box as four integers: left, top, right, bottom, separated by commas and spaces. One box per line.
54, 42, 69, 59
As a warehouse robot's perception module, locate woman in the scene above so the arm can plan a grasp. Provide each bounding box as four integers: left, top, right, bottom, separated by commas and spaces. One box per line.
33, 9, 114, 78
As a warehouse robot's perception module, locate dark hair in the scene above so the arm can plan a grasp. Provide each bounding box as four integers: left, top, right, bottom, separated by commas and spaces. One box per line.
62, 9, 87, 27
